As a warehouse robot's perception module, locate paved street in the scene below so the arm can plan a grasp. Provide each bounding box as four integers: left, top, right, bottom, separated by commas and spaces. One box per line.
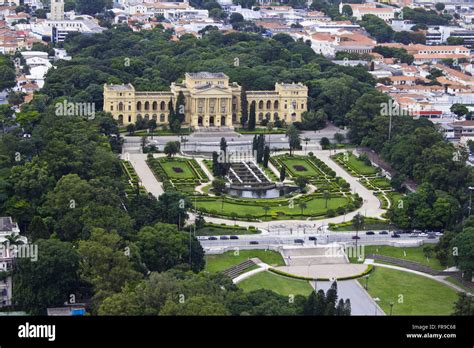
314, 280, 385, 316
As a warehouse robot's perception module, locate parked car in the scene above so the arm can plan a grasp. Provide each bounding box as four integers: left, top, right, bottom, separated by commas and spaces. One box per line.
435, 232, 443, 237
308, 236, 317, 241
366, 231, 375, 235
208, 236, 218, 240
229, 235, 239, 240
409, 233, 419, 238
352, 235, 360, 240
249, 241, 259, 245
379, 231, 388, 235
294, 239, 304, 244
391, 233, 400, 238
419, 233, 428, 237
219, 236, 229, 240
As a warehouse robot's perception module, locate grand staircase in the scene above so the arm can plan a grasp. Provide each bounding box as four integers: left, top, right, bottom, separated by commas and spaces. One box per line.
228, 161, 273, 189
221, 258, 260, 279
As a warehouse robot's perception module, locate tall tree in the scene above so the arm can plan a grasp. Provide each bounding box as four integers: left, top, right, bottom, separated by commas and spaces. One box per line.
240, 87, 248, 127
287, 125, 301, 156
248, 102, 256, 131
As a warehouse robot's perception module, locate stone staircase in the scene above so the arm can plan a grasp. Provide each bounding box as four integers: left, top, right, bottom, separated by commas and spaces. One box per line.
221, 258, 260, 279
228, 161, 272, 188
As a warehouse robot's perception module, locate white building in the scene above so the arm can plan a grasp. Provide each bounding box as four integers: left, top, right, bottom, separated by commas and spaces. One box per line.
0, 217, 21, 308
50, 0, 65, 21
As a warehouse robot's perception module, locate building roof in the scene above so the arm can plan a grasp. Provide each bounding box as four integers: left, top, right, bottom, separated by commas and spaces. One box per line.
186, 72, 228, 79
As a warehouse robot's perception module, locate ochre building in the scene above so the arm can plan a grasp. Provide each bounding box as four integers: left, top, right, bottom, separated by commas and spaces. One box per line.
103, 72, 308, 127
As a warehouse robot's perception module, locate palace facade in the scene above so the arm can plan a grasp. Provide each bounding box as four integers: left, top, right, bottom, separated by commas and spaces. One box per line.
103, 72, 308, 127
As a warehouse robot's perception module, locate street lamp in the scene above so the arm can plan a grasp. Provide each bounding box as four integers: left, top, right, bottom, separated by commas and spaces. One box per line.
373, 297, 380, 316
364, 274, 370, 290
389, 301, 394, 316
468, 187, 474, 216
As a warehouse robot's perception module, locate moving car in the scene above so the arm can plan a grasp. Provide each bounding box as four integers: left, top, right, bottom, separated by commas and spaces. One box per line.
308, 236, 317, 241
219, 236, 229, 240
379, 231, 388, 235
249, 241, 259, 245
229, 235, 239, 240
208, 236, 217, 240
294, 239, 304, 244
366, 231, 375, 235
352, 235, 361, 240
391, 233, 400, 238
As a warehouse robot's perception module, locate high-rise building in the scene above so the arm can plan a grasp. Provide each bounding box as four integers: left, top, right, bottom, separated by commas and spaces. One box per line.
50, 0, 65, 21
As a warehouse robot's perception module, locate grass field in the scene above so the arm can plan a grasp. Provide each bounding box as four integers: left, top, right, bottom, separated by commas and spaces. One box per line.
160, 160, 197, 179
359, 267, 458, 315
362, 245, 444, 270
334, 153, 378, 176
194, 195, 349, 220
238, 271, 313, 296
205, 250, 285, 273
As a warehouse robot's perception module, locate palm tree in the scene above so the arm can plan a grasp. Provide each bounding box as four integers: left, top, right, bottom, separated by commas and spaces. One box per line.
299, 202, 307, 216
352, 213, 365, 249
323, 190, 330, 208
303, 137, 310, 155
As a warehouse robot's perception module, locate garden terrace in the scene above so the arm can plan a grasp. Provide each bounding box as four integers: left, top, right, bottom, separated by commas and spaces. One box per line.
332, 152, 405, 209
270, 154, 350, 194
121, 160, 146, 197
147, 156, 209, 193
192, 193, 356, 221
228, 161, 273, 188
332, 152, 379, 177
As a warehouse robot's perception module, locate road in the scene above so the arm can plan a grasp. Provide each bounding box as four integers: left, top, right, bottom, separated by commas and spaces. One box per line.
124, 124, 346, 153
314, 280, 385, 316
198, 232, 438, 249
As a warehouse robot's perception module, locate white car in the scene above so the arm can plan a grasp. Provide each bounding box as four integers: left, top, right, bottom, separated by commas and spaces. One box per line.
419, 233, 428, 237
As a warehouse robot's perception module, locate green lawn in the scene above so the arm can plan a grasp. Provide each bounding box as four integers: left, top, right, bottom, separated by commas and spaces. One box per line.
159, 160, 197, 179
359, 267, 458, 315
362, 245, 444, 270
205, 250, 285, 273
280, 158, 321, 177
445, 276, 473, 294
195, 195, 349, 220
334, 153, 378, 176
238, 271, 313, 296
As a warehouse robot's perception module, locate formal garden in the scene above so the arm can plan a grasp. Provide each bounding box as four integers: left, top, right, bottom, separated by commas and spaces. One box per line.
146, 154, 363, 222
121, 160, 146, 197
332, 151, 405, 210
147, 156, 209, 193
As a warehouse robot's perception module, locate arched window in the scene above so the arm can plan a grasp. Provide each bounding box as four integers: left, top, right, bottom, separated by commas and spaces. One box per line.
118, 102, 124, 111
258, 112, 263, 121
274, 112, 279, 120
137, 102, 142, 111
266, 100, 271, 109
258, 100, 264, 110
152, 101, 158, 111
144, 114, 150, 121
137, 114, 142, 121
274, 100, 279, 109
160, 114, 165, 122
144, 101, 150, 111
118, 115, 124, 125
160, 101, 166, 111
152, 114, 157, 121
265, 112, 271, 120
